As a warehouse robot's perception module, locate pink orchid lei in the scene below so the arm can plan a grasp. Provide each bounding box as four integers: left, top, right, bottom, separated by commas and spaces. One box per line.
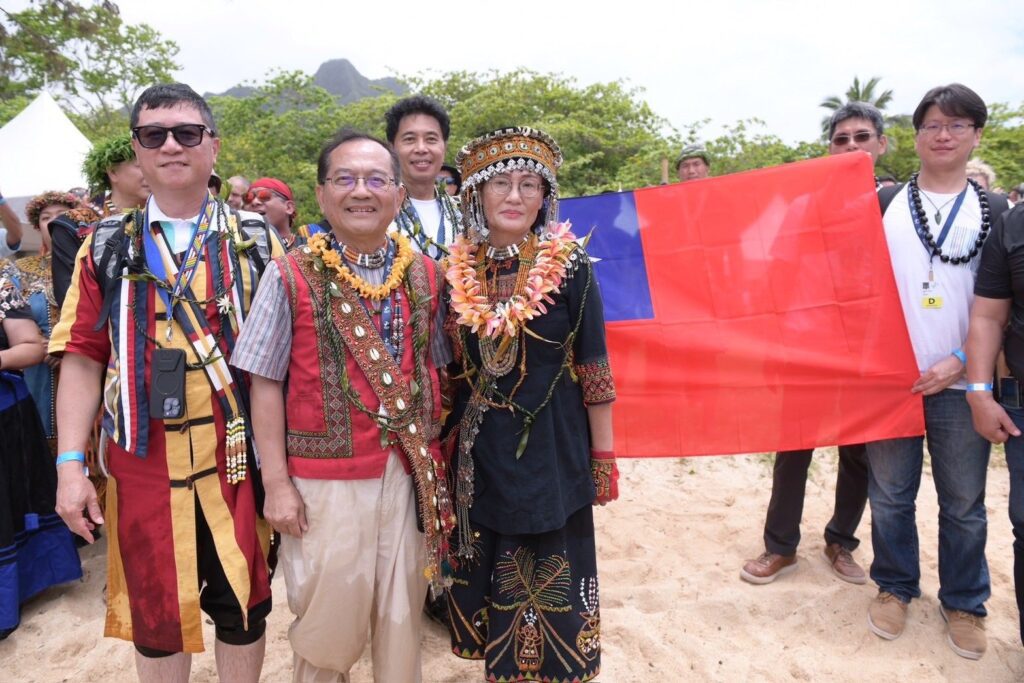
446, 221, 577, 338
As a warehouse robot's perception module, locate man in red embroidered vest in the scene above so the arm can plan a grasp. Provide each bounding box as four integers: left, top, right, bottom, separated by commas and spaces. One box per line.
232, 129, 455, 682
50, 84, 280, 682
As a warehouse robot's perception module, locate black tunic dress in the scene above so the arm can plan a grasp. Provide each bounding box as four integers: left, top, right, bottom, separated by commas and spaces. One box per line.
444, 243, 615, 682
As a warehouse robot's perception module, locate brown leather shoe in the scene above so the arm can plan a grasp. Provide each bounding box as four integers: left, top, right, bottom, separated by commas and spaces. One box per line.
740, 551, 797, 584
824, 543, 867, 584
940, 605, 987, 660
868, 591, 908, 640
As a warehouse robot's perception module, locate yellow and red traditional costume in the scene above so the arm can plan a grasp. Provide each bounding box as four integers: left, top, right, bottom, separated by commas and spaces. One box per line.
49, 199, 281, 653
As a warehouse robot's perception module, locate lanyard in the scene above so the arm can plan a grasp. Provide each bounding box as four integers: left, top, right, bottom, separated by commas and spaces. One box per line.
143, 194, 215, 338
433, 194, 446, 256
909, 185, 968, 259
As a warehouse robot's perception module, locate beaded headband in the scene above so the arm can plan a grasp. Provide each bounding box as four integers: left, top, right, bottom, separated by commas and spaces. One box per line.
455, 127, 563, 238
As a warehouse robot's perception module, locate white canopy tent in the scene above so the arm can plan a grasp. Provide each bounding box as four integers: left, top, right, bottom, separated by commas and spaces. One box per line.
0, 92, 92, 251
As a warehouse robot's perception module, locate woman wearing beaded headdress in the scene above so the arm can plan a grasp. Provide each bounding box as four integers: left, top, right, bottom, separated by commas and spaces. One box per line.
15, 193, 80, 443
443, 127, 619, 681
13, 192, 103, 508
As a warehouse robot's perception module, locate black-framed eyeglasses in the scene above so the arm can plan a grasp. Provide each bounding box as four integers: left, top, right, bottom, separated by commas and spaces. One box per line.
324, 174, 395, 193
132, 124, 215, 149
831, 131, 875, 146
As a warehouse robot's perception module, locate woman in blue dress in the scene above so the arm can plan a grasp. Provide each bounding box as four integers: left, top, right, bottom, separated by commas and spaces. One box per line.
0, 274, 82, 639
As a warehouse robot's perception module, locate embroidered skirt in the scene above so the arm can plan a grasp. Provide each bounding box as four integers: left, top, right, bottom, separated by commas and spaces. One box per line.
447, 505, 601, 683
0, 373, 82, 636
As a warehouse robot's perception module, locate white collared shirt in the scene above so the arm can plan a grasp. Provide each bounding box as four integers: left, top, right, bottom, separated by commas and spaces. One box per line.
147, 196, 200, 254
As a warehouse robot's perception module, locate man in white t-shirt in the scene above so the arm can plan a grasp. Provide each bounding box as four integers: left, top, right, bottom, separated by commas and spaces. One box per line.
865, 83, 1010, 660
0, 187, 24, 258
385, 96, 460, 259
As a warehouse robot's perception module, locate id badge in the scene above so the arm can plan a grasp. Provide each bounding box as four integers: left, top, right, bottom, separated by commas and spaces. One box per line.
920, 279, 943, 309
149, 348, 186, 420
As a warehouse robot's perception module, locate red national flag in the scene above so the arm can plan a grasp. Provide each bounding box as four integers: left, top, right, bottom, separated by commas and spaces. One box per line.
561, 153, 924, 456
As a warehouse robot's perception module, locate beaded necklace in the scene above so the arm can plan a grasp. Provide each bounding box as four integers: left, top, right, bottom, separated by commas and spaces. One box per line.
907, 173, 991, 266
485, 234, 531, 261
341, 242, 387, 269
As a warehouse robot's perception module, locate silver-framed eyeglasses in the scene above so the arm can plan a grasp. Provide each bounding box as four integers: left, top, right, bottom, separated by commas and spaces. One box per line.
485, 177, 543, 198
325, 174, 396, 193
917, 122, 976, 137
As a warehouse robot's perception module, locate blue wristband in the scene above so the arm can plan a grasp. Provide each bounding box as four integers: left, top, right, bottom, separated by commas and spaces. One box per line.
965, 383, 993, 392
56, 450, 89, 476
952, 349, 967, 365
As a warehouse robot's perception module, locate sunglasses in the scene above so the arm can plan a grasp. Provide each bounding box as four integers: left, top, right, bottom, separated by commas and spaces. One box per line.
243, 188, 287, 204
437, 176, 457, 186
132, 124, 214, 149
830, 131, 875, 146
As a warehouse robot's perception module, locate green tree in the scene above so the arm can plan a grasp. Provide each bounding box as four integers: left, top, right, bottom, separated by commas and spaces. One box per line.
210, 71, 380, 222
0, 0, 179, 123
410, 69, 671, 196
681, 118, 822, 176
820, 76, 894, 135
977, 102, 1024, 191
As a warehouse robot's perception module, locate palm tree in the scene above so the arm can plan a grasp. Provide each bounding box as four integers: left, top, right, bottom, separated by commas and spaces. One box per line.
820, 76, 894, 135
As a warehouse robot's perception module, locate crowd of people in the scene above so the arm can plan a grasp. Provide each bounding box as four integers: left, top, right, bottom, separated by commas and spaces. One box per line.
0, 77, 1022, 682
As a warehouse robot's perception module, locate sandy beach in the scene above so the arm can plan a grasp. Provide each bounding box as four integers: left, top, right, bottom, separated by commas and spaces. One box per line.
3, 449, 1022, 682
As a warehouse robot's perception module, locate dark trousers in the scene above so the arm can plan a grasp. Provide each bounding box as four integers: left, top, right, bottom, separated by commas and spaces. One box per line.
763, 444, 868, 556
1002, 405, 1024, 644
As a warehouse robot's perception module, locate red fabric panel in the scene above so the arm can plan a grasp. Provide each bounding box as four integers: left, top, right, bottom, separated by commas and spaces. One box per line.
610, 153, 923, 456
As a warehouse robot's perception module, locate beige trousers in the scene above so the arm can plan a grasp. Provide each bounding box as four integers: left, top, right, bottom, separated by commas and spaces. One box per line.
281, 452, 427, 682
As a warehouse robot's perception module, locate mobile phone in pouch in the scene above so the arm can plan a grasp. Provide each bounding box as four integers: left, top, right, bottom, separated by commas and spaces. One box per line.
150, 348, 186, 420
999, 377, 1022, 409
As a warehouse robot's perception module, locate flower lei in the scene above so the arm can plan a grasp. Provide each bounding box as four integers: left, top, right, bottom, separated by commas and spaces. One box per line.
447, 221, 577, 337
307, 231, 415, 301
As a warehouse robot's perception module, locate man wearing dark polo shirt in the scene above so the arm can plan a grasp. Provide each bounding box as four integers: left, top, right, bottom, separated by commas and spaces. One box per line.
965, 202, 1024, 648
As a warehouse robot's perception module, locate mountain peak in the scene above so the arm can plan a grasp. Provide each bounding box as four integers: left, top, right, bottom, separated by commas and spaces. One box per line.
209, 59, 406, 104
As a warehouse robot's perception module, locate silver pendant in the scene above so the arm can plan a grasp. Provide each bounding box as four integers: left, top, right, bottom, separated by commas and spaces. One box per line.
935, 211, 942, 224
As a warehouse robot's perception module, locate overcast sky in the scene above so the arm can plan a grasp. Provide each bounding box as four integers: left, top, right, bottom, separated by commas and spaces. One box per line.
8, 0, 1024, 143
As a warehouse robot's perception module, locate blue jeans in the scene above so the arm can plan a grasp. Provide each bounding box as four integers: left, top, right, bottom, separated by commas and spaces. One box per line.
1001, 405, 1024, 644
865, 388, 990, 615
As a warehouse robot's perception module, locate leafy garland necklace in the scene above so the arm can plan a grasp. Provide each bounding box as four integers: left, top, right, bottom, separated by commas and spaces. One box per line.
306, 231, 415, 300
123, 205, 235, 369
395, 186, 461, 256
907, 172, 991, 266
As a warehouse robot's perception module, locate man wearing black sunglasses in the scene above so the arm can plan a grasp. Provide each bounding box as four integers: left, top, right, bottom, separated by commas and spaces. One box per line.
742, 102, 888, 590
827, 102, 889, 183
50, 83, 281, 682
